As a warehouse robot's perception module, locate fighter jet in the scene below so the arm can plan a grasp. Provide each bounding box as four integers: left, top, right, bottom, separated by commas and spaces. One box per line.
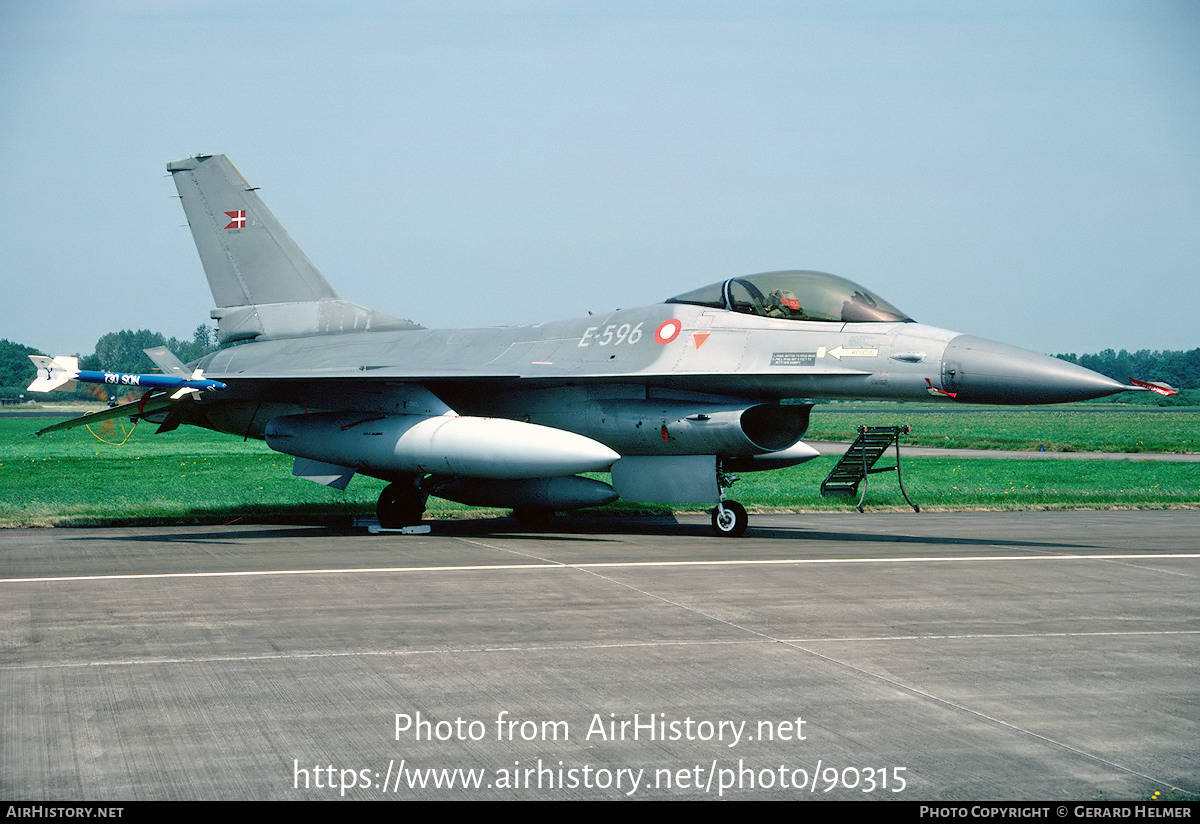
32, 155, 1146, 535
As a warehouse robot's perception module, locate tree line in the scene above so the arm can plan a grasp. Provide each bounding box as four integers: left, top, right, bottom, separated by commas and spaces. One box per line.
1054, 349, 1200, 403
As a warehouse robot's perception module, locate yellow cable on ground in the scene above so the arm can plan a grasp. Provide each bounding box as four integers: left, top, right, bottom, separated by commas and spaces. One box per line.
84, 413, 139, 446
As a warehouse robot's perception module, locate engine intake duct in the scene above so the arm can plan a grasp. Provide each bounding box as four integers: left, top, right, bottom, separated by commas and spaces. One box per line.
567, 400, 814, 456
736, 403, 814, 451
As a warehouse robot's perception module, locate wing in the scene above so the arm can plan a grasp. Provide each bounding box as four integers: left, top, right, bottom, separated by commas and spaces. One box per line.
33, 392, 175, 436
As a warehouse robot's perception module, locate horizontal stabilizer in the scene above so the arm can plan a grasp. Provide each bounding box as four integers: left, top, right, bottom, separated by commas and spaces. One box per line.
34, 392, 175, 436
142, 346, 220, 399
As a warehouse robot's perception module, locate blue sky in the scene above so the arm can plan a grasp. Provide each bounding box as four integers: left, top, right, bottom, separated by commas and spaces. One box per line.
2, 0, 1197, 357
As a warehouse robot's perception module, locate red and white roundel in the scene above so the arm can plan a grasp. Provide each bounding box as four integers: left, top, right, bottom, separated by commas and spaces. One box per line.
654, 319, 682, 345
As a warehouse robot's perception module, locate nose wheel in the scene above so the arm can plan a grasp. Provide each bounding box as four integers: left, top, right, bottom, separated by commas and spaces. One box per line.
711, 500, 748, 537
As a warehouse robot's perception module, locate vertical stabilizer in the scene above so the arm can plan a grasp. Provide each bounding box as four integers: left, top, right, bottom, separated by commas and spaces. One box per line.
167, 155, 419, 343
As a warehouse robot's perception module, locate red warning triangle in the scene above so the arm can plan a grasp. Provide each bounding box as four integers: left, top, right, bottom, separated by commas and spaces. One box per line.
693, 333, 710, 348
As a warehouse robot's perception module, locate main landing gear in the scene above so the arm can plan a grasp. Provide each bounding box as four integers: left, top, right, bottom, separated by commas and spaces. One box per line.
377, 477, 428, 529
710, 462, 748, 537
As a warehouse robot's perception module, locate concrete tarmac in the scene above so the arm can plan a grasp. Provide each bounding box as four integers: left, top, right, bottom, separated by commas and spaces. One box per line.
1, 510, 1197, 800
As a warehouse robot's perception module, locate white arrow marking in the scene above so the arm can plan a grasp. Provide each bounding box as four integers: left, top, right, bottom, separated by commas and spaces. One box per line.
824, 346, 879, 360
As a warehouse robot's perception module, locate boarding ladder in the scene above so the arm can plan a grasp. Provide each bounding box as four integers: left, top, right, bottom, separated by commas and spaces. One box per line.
820, 425, 919, 513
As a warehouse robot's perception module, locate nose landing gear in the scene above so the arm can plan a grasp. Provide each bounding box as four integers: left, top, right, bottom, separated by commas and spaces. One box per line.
710, 462, 748, 537
711, 499, 748, 537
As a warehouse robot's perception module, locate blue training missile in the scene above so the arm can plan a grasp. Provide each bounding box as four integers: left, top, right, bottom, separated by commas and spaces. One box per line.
27, 355, 227, 397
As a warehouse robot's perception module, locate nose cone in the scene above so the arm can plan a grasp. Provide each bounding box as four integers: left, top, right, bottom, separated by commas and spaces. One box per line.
941, 335, 1127, 404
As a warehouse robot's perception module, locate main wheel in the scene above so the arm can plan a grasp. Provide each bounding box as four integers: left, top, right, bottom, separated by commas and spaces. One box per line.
377, 482, 427, 529
711, 500, 748, 537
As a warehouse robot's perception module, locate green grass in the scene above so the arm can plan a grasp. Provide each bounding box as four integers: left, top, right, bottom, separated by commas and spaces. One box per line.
728, 456, 1199, 512
0, 417, 490, 526
805, 404, 1200, 453
1, 412, 1196, 527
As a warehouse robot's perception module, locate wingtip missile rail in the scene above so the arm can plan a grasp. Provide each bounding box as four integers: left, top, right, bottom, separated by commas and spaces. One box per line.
27, 355, 227, 397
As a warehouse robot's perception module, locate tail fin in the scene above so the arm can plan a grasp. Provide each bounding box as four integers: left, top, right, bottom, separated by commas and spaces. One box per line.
167, 155, 420, 343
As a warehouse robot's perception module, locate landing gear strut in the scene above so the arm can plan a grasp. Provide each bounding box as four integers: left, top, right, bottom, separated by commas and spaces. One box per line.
377, 477, 428, 529
710, 461, 748, 537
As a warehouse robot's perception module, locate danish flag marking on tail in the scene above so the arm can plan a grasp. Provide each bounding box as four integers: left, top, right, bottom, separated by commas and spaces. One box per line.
224, 210, 246, 229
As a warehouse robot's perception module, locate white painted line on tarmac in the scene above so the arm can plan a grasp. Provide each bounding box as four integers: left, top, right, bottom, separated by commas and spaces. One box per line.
3, 552, 1197, 584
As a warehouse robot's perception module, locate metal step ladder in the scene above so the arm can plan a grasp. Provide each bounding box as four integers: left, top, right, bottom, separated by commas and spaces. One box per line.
820, 425, 919, 513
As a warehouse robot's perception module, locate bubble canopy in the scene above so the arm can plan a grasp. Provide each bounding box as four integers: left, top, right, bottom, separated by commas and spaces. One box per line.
665, 270, 912, 324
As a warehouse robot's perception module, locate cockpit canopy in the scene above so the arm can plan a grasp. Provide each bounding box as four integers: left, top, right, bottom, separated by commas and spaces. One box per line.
665, 270, 912, 323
